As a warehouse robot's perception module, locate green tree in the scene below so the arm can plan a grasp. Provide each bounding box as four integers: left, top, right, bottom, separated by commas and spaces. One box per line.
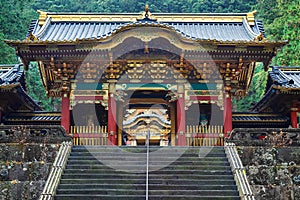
0, 33, 17, 64
272, 1, 300, 66
255, 0, 300, 66
0, 0, 36, 64
235, 0, 300, 111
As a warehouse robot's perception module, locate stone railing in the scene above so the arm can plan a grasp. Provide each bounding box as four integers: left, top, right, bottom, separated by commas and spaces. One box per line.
225, 142, 255, 200
39, 141, 72, 200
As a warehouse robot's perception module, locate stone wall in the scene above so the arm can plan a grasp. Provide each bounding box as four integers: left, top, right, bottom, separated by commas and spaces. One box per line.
0, 126, 71, 200
229, 128, 300, 200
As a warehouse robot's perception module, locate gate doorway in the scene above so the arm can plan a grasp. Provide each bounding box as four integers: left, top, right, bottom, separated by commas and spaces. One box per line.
121, 90, 172, 146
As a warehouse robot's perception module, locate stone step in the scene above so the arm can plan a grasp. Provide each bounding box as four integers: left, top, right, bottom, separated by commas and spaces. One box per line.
66, 160, 230, 166
72, 146, 225, 152
58, 183, 238, 191
65, 164, 230, 171
63, 166, 231, 173
64, 168, 232, 175
68, 156, 228, 164
56, 146, 239, 200
61, 173, 235, 180
69, 151, 226, 155
66, 161, 229, 170
59, 178, 237, 185
68, 154, 227, 160
69, 153, 226, 159
69, 152, 226, 156
55, 194, 240, 200
56, 188, 239, 196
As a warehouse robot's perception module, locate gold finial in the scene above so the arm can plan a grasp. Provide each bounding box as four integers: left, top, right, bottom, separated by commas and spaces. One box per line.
145, 4, 149, 17
137, 4, 157, 21
145, 4, 149, 13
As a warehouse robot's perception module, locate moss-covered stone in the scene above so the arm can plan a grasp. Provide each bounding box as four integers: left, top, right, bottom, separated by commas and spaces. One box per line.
0, 125, 70, 199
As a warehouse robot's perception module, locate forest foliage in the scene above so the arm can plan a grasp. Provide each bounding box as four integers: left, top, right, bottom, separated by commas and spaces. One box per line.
0, 0, 299, 111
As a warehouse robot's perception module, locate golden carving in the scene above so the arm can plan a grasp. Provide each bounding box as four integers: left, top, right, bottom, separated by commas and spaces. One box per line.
123, 108, 171, 146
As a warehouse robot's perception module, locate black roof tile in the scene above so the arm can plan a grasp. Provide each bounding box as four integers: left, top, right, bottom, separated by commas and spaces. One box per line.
252, 66, 300, 112
0, 64, 42, 111
31, 15, 262, 43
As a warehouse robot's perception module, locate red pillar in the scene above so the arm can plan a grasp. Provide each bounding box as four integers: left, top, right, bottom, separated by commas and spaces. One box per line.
176, 93, 186, 146
223, 92, 232, 137
108, 93, 117, 145
291, 101, 298, 128
61, 94, 70, 133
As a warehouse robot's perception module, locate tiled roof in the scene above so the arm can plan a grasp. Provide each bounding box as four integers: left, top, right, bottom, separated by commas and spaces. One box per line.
0, 64, 42, 111
0, 64, 23, 87
4, 112, 61, 125
252, 66, 300, 112
31, 20, 261, 42
269, 66, 300, 89
232, 113, 288, 122
232, 112, 289, 128
19, 11, 266, 44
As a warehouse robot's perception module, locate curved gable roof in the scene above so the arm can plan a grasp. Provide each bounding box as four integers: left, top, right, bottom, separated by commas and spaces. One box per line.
0, 64, 42, 112
10, 10, 273, 45
268, 66, 300, 89
252, 66, 300, 113
30, 17, 261, 43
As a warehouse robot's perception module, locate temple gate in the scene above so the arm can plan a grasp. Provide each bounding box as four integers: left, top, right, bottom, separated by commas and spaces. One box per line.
6, 8, 285, 146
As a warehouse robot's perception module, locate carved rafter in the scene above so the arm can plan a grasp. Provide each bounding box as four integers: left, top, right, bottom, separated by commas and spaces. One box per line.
217, 57, 255, 96
40, 57, 79, 97
40, 56, 255, 98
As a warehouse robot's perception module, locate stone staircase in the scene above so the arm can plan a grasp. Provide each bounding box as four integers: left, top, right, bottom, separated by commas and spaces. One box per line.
55, 146, 240, 200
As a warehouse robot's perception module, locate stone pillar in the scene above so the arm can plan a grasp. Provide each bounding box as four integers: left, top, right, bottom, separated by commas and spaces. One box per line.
290, 101, 298, 128
223, 92, 232, 137
108, 81, 117, 145
61, 93, 70, 133
176, 84, 186, 146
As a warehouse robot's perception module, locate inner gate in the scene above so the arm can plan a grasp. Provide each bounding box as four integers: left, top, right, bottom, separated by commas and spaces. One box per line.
122, 105, 171, 146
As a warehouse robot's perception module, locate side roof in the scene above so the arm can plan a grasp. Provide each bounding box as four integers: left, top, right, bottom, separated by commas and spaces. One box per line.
15, 10, 267, 44
0, 64, 42, 112
0, 64, 25, 89
268, 66, 300, 90
232, 112, 289, 128
252, 66, 300, 113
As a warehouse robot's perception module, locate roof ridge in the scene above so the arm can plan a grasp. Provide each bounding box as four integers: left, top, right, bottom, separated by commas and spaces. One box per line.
36, 10, 255, 25
34, 17, 51, 40
241, 18, 260, 41
37, 10, 253, 16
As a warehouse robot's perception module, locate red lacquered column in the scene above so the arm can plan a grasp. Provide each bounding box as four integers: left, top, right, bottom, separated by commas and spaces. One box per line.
223, 92, 232, 137
61, 94, 70, 133
176, 92, 186, 146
